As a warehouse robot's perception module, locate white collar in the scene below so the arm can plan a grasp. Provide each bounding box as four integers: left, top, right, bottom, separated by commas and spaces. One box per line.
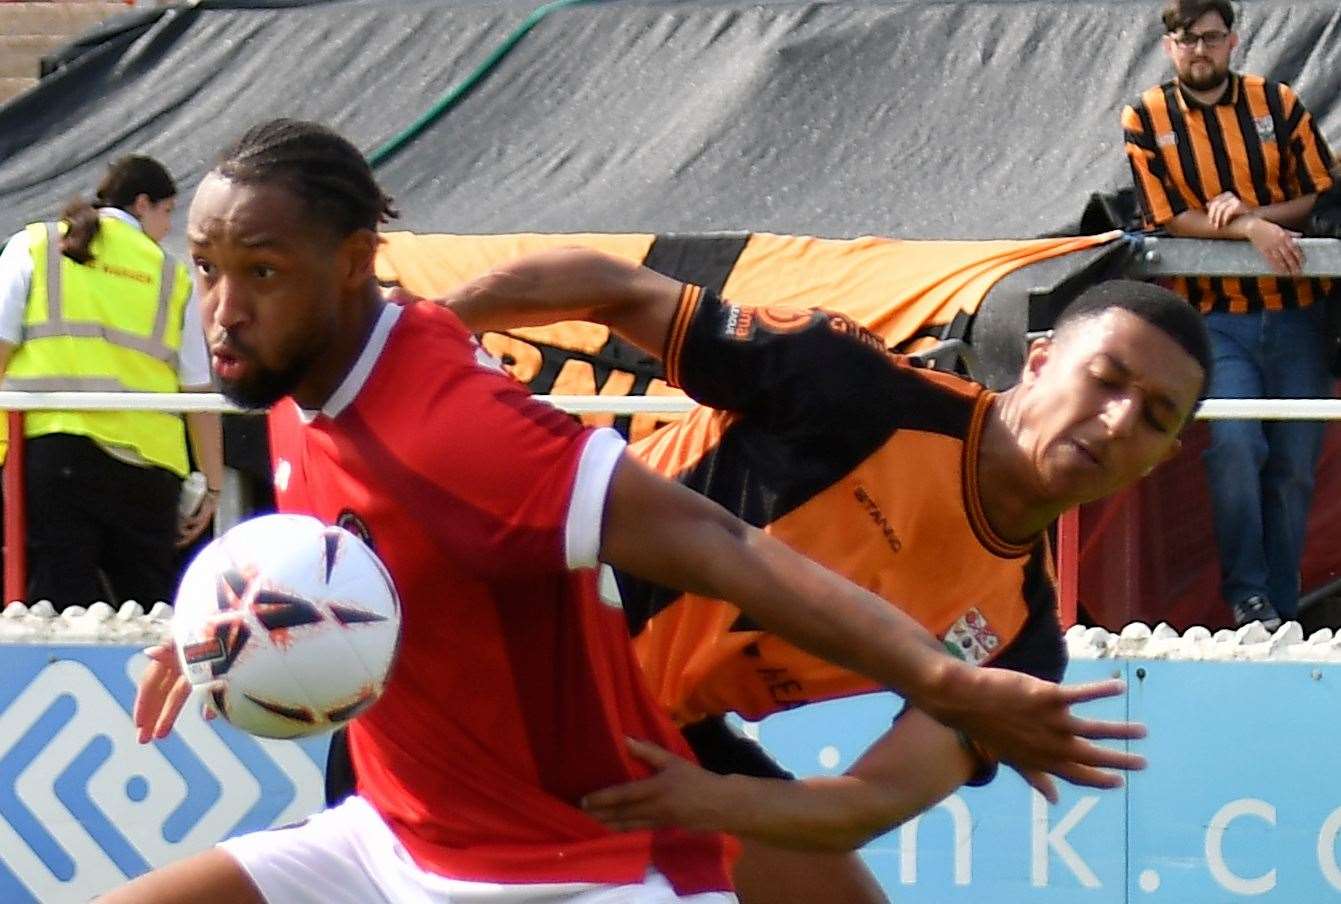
315, 302, 403, 420
99, 207, 143, 232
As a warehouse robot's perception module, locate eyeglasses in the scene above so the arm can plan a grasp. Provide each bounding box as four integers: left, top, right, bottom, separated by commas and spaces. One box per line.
1170, 29, 1230, 49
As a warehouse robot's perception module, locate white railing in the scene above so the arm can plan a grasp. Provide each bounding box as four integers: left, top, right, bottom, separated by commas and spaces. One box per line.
1, 391, 1339, 421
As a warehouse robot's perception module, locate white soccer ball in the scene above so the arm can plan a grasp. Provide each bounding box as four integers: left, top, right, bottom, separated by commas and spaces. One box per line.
171, 513, 401, 739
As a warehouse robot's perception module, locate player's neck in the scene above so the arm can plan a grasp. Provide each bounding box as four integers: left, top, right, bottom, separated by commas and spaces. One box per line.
290, 283, 386, 410
975, 393, 1063, 544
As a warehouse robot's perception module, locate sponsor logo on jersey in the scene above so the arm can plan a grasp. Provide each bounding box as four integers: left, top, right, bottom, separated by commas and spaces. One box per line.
723, 304, 756, 342
943, 607, 1001, 666
853, 485, 901, 553
1156, 131, 1177, 148
336, 510, 375, 552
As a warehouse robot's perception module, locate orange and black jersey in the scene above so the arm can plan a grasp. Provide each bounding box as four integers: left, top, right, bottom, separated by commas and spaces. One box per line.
613, 286, 1065, 729
1122, 73, 1335, 314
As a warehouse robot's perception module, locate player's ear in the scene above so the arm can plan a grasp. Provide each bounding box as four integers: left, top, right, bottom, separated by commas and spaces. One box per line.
1021, 334, 1053, 385
338, 229, 380, 289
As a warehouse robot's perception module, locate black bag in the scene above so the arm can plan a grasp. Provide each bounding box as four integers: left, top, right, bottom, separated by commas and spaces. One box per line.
1307, 184, 1341, 240
1306, 186, 1341, 375
1078, 188, 1142, 234
1325, 286, 1341, 378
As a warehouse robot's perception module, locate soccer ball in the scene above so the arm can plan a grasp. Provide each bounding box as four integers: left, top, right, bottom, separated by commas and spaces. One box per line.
171, 513, 401, 739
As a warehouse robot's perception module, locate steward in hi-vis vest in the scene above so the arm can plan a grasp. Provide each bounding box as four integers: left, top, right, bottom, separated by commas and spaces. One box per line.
0, 155, 223, 612
4, 215, 193, 475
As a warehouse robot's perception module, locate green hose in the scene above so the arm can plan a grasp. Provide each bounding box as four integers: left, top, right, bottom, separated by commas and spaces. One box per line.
368, 0, 599, 167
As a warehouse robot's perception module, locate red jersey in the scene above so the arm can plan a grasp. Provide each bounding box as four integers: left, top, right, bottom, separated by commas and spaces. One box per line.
267, 301, 734, 893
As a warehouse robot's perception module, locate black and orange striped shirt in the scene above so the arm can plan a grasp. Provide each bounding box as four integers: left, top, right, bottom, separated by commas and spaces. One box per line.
615, 286, 1065, 729
1122, 73, 1334, 313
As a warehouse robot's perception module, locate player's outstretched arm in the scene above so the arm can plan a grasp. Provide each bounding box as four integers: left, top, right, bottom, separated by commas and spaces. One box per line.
600, 452, 1147, 798
584, 708, 974, 852
442, 247, 682, 355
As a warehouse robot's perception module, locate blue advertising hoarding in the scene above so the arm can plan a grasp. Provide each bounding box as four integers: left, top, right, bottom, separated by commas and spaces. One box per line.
1, 647, 1337, 902
753, 659, 1341, 902
0, 645, 328, 903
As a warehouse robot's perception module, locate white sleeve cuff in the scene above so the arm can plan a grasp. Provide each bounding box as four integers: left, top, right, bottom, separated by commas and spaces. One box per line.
564, 427, 627, 570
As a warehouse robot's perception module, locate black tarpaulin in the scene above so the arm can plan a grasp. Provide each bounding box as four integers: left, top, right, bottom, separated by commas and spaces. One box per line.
2, 0, 1339, 243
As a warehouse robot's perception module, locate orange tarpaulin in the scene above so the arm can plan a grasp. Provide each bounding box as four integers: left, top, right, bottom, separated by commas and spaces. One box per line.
377, 230, 1119, 348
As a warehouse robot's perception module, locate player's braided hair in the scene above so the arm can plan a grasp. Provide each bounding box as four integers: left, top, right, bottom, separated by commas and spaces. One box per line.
215, 119, 398, 237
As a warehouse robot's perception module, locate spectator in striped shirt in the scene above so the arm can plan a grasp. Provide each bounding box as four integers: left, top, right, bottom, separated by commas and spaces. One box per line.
1121, 0, 1336, 630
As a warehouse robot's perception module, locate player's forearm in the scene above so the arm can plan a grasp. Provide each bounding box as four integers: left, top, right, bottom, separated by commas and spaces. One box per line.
710, 775, 896, 851
712, 718, 974, 851
445, 247, 680, 354
727, 526, 958, 702
602, 457, 957, 712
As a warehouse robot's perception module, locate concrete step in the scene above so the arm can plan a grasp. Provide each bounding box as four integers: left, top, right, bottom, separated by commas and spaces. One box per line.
0, 2, 133, 37
0, 33, 63, 78
0, 2, 143, 101
0, 76, 36, 106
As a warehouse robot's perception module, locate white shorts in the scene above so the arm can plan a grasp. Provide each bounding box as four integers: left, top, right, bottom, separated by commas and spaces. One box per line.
218, 795, 738, 904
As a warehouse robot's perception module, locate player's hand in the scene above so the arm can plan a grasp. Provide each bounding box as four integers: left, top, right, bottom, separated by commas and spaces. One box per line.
176, 492, 217, 548
924, 666, 1146, 804
1244, 217, 1305, 275
1206, 191, 1251, 229
133, 643, 216, 743
581, 738, 734, 833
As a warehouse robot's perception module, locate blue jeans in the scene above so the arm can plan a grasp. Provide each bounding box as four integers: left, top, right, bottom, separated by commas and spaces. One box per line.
1202, 306, 1332, 617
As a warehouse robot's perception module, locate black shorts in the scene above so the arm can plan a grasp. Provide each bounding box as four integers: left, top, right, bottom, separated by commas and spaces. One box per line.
323, 716, 793, 807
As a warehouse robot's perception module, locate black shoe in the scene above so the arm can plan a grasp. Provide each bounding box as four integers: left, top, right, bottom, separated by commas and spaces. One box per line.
1232, 595, 1282, 631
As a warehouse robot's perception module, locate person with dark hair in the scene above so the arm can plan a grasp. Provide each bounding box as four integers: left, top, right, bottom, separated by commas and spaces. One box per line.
1122, 0, 1336, 630
0, 155, 223, 611
339, 250, 1208, 904
110, 120, 1146, 904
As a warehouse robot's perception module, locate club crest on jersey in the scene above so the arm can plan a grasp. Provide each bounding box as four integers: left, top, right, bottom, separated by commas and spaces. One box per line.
336, 510, 376, 552
723, 305, 756, 342
942, 608, 1000, 665
1253, 115, 1276, 142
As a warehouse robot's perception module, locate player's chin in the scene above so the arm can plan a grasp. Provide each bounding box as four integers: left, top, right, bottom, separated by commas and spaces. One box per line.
1044, 464, 1112, 508
214, 372, 285, 410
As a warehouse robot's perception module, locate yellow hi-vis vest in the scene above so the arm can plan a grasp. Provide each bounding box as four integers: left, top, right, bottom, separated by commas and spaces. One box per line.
1, 217, 193, 476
